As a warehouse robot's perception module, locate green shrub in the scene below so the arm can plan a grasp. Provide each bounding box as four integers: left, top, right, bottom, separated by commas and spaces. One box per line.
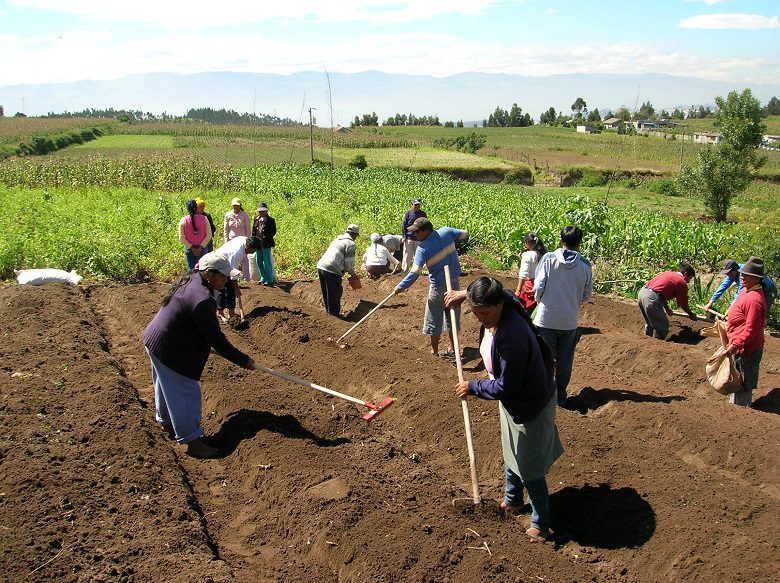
347, 154, 368, 169
648, 178, 679, 197
503, 166, 534, 185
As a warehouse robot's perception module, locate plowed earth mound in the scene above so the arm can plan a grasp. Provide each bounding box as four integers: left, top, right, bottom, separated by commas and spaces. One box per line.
1, 266, 778, 582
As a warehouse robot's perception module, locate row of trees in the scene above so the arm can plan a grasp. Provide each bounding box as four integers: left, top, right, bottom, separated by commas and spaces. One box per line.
352, 112, 456, 127
483, 103, 533, 127
38, 107, 301, 126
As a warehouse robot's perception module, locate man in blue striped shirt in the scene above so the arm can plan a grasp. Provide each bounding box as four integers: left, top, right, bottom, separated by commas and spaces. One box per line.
395, 217, 469, 356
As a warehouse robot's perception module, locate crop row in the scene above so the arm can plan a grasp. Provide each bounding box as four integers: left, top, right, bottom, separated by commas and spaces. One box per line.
2, 159, 774, 289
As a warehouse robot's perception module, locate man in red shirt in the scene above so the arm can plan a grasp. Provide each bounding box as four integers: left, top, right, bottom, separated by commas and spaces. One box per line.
638, 263, 698, 339
726, 257, 768, 407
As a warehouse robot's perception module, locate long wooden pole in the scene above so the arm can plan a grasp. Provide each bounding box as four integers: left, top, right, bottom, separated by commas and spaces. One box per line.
335, 291, 395, 344
252, 363, 368, 408
444, 265, 481, 505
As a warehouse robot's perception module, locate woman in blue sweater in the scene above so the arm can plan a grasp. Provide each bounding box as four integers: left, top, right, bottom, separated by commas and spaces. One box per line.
446, 276, 564, 542
143, 254, 255, 459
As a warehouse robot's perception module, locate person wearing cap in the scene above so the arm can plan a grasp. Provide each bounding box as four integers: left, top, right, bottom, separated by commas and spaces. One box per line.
362, 233, 400, 279
394, 217, 469, 356
251, 202, 277, 286
638, 262, 697, 341
534, 226, 593, 407
224, 198, 252, 281
208, 236, 262, 321
316, 225, 360, 317
178, 199, 213, 272
726, 257, 768, 407
143, 254, 255, 459
401, 199, 427, 272
704, 259, 776, 315
195, 198, 217, 253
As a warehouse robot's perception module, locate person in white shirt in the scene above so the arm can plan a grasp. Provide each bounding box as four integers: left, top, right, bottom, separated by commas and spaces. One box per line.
363, 234, 400, 279
208, 236, 261, 320
515, 232, 547, 313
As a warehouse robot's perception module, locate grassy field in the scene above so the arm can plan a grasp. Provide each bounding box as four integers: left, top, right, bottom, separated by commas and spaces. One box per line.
70, 134, 176, 149
0, 117, 119, 145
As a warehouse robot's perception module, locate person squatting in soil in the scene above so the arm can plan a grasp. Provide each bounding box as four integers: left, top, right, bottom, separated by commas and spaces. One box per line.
704, 258, 776, 315
143, 254, 256, 459
179, 199, 213, 272
401, 198, 427, 272
206, 236, 262, 321
515, 231, 547, 313
317, 224, 360, 318
725, 257, 768, 407
223, 198, 252, 282
252, 202, 277, 286
394, 217, 469, 357
362, 233, 400, 279
533, 226, 592, 406
445, 277, 564, 542
381, 233, 403, 263
195, 198, 217, 253
638, 263, 698, 340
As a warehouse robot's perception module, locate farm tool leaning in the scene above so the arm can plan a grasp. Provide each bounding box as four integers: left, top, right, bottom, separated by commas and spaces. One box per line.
251, 362, 394, 421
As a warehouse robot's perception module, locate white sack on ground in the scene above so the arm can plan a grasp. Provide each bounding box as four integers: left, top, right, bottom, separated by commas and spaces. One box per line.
15, 268, 83, 285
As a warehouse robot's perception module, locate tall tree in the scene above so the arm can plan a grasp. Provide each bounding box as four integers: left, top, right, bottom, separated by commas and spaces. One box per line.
615, 107, 631, 121
637, 101, 655, 119
677, 89, 766, 222
0, 105, 4, 117
764, 96, 780, 115
571, 97, 587, 118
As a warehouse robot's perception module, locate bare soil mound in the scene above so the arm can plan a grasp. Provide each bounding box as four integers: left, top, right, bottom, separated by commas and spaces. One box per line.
1, 267, 778, 582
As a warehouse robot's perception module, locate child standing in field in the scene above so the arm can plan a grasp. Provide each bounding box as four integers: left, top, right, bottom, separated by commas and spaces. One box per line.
515, 232, 547, 313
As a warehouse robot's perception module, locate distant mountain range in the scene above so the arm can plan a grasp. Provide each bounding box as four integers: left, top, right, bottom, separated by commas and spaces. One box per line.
1, 71, 778, 126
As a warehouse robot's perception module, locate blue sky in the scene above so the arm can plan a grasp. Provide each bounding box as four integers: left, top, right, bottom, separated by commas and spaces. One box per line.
1, 0, 778, 86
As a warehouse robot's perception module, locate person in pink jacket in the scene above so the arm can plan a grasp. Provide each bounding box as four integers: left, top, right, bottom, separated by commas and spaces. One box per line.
223, 197, 252, 281
726, 257, 768, 407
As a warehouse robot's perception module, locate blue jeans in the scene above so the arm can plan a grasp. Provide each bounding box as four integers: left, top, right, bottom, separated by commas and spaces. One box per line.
538, 327, 578, 405
184, 247, 201, 272
504, 466, 550, 531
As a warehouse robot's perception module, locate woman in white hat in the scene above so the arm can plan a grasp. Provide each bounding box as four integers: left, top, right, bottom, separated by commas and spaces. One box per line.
362, 233, 399, 279
223, 198, 252, 281
316, 224, 360, 317
143, 254, 256, 458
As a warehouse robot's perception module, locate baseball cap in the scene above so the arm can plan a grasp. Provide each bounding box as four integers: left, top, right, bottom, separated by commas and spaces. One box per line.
230, 197, 243, 206
407, 217, 433, 233
198, 253, 241, 278
412, 198, 422, 205
720, 259, 739, 274
257, 202, 269, 212
346, 224, 360, 235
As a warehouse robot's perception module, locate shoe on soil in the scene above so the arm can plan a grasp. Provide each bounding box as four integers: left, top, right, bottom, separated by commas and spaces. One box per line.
526, 526, 553, 543
500, 500, 526, 515
186, 438, 220, 459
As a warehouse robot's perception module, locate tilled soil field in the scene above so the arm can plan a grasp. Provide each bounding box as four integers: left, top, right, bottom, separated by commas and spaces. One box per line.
1, 266, 778, 582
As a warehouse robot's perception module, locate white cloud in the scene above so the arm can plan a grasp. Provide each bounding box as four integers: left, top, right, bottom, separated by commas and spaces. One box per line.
9, 0, 509, 28
2, 29, 777, 87
685, 0, 728, 5
679, 13, 780, 29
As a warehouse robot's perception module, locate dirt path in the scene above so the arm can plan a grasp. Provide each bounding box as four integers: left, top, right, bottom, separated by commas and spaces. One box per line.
1, 268, 778, 582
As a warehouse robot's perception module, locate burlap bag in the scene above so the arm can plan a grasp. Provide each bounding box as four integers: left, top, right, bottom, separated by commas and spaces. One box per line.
705, 318, 742, 395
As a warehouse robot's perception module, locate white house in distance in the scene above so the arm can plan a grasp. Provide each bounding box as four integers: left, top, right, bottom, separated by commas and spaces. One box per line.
693, 132, 722, 145
576, 125, 600, 134
603, 117, 621, 130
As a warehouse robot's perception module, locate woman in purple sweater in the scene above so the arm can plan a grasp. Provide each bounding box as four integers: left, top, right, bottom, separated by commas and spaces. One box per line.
143, 254, 255, 458
446, 277, 564, 542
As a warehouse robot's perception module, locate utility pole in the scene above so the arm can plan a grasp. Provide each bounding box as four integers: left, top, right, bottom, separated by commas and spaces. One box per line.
679, 125, 686, 171
308, 107, 317, 162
